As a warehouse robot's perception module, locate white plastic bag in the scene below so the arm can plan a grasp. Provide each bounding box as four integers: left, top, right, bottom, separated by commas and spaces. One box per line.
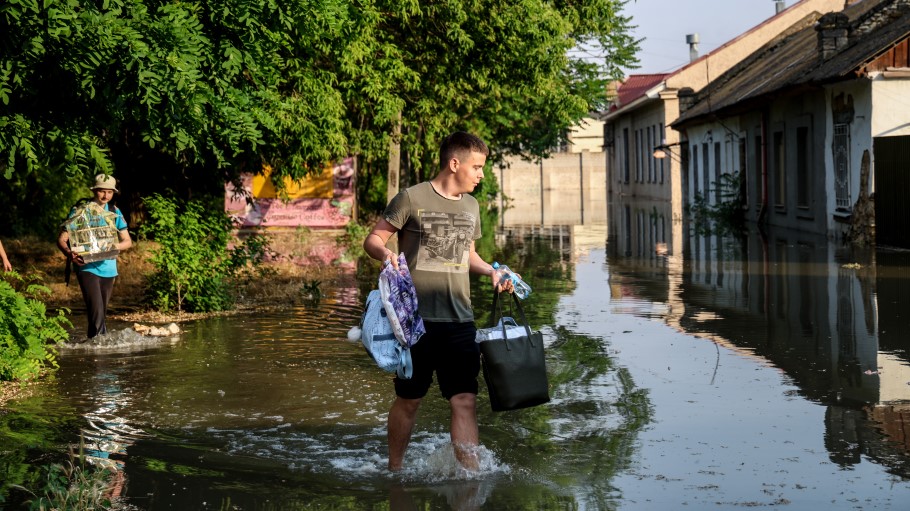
475, 317, 529, 342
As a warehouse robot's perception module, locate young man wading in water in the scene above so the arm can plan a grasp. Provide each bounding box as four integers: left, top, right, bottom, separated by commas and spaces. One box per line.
363, 131, 511, 471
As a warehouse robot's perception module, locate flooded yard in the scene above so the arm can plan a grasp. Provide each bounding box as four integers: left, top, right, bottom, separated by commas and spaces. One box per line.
3, 202, 910, 509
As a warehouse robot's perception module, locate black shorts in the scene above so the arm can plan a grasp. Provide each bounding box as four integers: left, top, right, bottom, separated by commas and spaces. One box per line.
394, 321, 480, 400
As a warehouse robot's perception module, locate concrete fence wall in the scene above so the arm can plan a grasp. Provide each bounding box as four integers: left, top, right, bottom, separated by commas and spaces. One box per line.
497, 151, 607, 227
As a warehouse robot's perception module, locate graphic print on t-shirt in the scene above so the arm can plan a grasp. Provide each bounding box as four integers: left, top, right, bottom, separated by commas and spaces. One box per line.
416, 209, 476, 272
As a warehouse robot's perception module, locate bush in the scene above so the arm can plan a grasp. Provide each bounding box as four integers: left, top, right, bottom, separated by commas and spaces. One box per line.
0, 272, 71, 382
336, 220, 371, 260
140, 194, 271, 313
688, 171, 746, 238
10, 438, 131, 511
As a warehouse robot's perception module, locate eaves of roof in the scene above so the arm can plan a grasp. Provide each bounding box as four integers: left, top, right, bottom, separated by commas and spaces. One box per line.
807, 10, 910, 80
601, 1, 847, 125
673, 0, 910, 129
601, 80, 668, 123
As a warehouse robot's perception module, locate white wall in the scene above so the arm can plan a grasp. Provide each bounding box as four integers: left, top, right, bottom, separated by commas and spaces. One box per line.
871, 77, 910, 138
684, 120, 742, 207
823, 80, 872, 234
568, 117, 606, 153
610, 102, 671, 200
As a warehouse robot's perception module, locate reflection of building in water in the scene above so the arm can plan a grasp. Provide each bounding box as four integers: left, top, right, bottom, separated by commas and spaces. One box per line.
497, 225, 608, 262
608, 195, 681, 258
607, 203, 910, 475
678, 225, 880, 400
606, 196, 686, 327
863, 250, 910, 469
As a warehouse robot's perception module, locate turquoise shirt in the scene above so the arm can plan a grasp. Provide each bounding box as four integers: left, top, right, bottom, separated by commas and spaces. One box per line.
70, 204, 128, 278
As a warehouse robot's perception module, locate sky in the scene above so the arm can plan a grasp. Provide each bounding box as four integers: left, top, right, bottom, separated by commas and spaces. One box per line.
620, 0, 791, 75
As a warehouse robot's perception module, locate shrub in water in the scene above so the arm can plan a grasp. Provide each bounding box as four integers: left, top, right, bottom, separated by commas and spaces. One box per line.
140, 194, 270, 313
0, 272, 71, 382
11, 439, 129, 511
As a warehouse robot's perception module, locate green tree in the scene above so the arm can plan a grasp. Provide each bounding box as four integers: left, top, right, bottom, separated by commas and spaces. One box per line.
346, 0, 640, 212
1, 0, 638, 233
1, 0, 353, 233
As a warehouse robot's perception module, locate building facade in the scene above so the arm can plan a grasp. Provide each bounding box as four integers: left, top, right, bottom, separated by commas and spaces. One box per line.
601, 0, 847, 254
673, 0, 910, 245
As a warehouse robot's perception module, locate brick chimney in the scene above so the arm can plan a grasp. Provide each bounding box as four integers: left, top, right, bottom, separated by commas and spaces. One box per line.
816, 12, 850, 61
677, 87, 697, 114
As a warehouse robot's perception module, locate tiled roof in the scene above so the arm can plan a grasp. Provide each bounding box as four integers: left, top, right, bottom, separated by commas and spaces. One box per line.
611, 73, 669, 109
674, 0, 910, 127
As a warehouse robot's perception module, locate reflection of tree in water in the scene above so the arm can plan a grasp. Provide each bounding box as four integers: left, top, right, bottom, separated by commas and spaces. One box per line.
0, 394, 84, 506
473, 230, 576, 329
474, 228, 650, 509
478, 325, 652, 510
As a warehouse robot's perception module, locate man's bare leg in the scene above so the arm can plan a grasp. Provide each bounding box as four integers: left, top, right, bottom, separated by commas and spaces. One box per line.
449, 392, 479, 470
388, 397, 421, 471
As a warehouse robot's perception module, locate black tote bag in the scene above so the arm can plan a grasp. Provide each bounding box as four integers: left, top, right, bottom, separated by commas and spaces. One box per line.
479, 291, 550, 412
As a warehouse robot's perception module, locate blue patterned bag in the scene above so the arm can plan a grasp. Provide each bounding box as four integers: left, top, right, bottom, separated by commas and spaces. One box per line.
360, 254, 425, 379
378, 254, 425, 348
360, 290, 412, 378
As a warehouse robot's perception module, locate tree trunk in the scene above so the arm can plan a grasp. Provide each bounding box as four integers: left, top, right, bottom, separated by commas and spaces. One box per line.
387, 112, 402, 203
386, 112, 402, 254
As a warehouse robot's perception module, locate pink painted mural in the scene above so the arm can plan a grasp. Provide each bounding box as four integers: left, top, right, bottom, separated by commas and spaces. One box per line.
225, 157, 356, 229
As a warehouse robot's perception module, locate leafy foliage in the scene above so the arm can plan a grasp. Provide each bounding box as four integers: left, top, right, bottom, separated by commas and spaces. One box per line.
689, 171, 747, 238
336, 219, 372, 261
140, 194, 270, 313
0, 0, 348, 176
351, 0, 640, 208
16, 441, 122, 511
472, 229, 575, 331
0, 0, 639, 233
0, 396, 86, 508
0, 272, 71, 382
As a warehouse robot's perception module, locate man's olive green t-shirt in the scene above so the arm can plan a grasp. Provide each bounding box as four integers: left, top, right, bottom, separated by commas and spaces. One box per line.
384, 181, 481, 322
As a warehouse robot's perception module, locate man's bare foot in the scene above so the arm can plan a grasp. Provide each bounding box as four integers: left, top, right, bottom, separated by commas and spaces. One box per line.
453, 442, 480, 471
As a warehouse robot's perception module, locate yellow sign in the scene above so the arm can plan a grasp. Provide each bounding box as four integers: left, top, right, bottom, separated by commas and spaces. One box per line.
251, 164, 334, 199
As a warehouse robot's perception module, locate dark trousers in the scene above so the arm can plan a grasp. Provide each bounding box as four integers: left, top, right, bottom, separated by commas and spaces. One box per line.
76, 271, 115, 338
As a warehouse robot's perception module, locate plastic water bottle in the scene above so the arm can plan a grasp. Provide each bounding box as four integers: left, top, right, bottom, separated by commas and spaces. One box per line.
492, 262, 532, 300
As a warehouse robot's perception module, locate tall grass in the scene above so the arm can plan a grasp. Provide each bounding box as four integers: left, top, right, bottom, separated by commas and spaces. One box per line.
11, 439, 133, 510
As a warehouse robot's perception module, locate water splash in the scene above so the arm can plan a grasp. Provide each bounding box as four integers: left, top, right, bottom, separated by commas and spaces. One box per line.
406, 439, 509, 482
210, 425, 509, 483
59, 328, 180, 352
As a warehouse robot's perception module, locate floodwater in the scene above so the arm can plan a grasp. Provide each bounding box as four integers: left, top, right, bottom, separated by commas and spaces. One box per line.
3, 205, 910, 510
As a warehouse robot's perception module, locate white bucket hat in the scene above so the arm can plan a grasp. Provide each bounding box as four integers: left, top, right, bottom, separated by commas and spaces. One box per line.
91, 174, 118, 193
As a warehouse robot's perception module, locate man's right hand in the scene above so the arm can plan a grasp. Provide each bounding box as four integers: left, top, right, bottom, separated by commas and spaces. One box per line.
384, 250, 400, 270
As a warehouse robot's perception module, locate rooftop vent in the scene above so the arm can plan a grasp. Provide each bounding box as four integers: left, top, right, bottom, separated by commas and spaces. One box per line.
686, 33, 700, 62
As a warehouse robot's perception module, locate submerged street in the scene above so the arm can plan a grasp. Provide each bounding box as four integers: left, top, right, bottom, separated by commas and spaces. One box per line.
3, 202, 910, 509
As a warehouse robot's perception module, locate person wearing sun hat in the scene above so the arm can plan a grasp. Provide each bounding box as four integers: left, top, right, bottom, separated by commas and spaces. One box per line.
57, 174, 132, 338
